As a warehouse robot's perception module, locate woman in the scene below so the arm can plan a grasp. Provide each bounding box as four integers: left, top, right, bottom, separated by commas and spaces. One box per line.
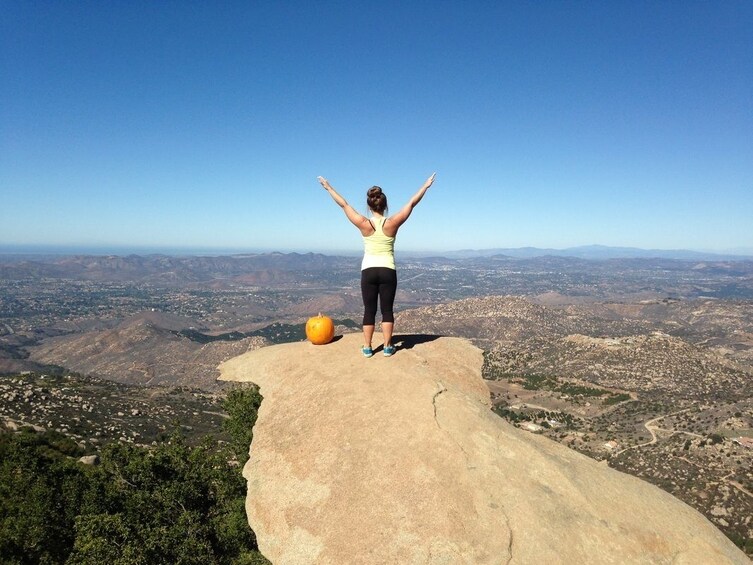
317, 173, 436, 357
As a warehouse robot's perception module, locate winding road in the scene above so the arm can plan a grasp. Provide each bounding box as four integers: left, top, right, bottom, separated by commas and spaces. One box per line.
614, 407, 694, 456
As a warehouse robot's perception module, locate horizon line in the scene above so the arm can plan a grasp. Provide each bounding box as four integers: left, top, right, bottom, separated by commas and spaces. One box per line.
1, 243, 752, 260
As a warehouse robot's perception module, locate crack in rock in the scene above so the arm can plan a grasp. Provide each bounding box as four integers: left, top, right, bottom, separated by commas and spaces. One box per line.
431, 382, 447, 427
502, 511, 514, 564
433, 382, 516, 562
432, 381, 475, 469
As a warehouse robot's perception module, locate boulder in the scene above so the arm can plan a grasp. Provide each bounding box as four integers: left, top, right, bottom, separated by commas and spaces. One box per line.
78, 454, 100, 465
219, 333, 748, 564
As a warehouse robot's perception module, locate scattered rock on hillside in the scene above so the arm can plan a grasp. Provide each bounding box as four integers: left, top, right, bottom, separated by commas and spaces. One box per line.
78, 455, 99, 465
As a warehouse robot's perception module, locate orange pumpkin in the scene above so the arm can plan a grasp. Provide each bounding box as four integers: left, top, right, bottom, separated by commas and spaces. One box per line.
305, 313, 335, 345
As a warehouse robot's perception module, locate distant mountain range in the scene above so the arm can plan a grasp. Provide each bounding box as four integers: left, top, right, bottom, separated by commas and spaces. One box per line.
1, 244, 751, 263
431, 245, 753, 261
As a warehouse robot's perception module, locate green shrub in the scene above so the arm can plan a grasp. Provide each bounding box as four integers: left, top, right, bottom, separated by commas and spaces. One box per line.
222, 386, 263, 465
0, 398, 269, 564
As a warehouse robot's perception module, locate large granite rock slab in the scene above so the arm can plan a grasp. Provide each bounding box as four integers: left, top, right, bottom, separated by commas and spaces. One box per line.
219, 332, 748, 564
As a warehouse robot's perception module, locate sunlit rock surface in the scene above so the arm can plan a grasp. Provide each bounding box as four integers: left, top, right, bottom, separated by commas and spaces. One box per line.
219, 332, 747, 564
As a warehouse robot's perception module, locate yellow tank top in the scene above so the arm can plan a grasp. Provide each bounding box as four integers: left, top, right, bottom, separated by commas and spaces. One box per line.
361, 217, 396, 270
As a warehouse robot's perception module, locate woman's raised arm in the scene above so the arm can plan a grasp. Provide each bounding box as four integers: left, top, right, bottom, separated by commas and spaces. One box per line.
317, 176, 373, 235
384, 173, 436, 235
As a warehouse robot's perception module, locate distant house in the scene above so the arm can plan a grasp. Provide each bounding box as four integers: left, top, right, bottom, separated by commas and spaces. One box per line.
521, 422, 544, 433
603, 440, 619, 451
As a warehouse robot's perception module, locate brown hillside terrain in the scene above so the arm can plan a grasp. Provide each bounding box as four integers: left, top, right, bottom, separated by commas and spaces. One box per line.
29, 313, 267, 388
395, 296, 753, 398
395, 295, 653, 342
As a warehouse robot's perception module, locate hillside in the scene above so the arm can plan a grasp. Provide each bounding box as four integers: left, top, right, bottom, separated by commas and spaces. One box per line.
28, 312, 268, 388
1, 372, 229, 447
395, 295, 652, 343
395, 296, 753, 399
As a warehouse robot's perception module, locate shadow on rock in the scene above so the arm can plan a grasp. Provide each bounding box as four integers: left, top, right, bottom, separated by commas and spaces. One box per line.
391, 334, 442, 351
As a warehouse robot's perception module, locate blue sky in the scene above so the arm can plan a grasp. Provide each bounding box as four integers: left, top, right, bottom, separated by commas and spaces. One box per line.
2, 1, 751, 254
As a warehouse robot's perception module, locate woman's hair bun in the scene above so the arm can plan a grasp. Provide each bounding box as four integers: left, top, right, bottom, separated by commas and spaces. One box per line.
366, 185, 387, 214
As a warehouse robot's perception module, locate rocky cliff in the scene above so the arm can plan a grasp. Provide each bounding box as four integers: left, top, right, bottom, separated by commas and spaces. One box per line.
218, 333, 748, 564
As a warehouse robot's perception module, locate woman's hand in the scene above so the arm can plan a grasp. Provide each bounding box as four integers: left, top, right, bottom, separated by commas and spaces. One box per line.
423, 172, 436, 189
317, 176, 332, 190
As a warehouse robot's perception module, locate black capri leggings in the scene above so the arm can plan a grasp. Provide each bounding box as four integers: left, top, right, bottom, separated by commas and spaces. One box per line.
361, 267, 397, 325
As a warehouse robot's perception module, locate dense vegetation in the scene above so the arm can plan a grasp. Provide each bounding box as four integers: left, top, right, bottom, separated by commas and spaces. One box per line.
0, 386, 268, 564
174, 318, 359, 345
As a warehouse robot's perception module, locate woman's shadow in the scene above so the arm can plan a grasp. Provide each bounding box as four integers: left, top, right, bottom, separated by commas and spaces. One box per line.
373, 333, 441, 353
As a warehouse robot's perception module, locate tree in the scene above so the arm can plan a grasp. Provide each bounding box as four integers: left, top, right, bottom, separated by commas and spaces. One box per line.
0, 422, 270, 564
222, 386, 263, 465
